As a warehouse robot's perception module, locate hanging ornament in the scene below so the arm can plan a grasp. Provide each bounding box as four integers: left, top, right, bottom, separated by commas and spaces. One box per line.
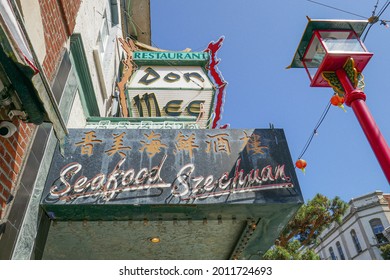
330, 94, 346, 112
295, 158, 307, 174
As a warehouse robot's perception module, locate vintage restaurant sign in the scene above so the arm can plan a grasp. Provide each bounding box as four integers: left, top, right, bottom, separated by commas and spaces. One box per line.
127, 65, 214, 128
42, 129, 302, 211
127, 65, 215, 129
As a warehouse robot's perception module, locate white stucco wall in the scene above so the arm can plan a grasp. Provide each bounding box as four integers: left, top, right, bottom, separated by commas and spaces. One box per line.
67, 89, 87, 128
315, 192, 390, 260
72, 0, 122, 119
18, 0, 46, 63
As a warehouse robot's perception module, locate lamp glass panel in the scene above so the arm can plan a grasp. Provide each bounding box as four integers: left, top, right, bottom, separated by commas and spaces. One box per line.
319, 31, 366, 53
303, 35, 324, 80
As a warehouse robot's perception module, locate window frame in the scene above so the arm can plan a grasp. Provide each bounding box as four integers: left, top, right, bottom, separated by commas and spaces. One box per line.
97, 9, 110, 60
336, 241, 345, 260
369, 218, 389, 244
350, 230, 362, 254
329, 246, 337, 260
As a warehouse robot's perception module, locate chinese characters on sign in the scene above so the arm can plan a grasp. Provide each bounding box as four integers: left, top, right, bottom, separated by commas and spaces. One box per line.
75, 131, 102, 156
105, 132, 131, 157
74, 130, 269, 159
206, 133, 231, 155
139, 131, 167, 158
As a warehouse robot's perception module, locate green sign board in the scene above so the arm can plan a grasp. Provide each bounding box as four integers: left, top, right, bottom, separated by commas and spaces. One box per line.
133, 51, 210, 66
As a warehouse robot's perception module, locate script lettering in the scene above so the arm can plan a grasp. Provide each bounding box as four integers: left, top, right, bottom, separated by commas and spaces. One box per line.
48, 155, 293, 203
50, 155, 169, 202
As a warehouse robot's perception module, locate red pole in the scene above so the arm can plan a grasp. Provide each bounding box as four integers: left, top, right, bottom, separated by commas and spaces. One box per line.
336, 69, 390, 184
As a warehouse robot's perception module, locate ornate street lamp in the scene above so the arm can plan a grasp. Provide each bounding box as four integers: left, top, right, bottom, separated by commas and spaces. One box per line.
288, 18, 390, 183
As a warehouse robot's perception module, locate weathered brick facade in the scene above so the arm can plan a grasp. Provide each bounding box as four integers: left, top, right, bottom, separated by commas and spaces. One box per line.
0, 0, 81, 218
384, 195, 390, 207
39, 0, 81, 81
0, 112, 34, 217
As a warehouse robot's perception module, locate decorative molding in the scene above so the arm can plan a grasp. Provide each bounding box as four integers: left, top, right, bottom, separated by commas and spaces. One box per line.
117, 37, 138, 117
85, 120, 199, 129
204, 36, 228, 129
92, 48, 108, 99
321, 58, 365, 95
69, 33, 100, 117
322, 71, 344, 95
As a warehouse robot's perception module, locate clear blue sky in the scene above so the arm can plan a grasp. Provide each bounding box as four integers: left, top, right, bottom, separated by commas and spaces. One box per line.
149, 0, 390, 202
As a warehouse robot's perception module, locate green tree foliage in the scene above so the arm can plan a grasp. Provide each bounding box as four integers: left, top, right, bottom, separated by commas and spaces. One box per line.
263, 240, 320, 260
380, 244, 390, 260
264, 194, 349, 260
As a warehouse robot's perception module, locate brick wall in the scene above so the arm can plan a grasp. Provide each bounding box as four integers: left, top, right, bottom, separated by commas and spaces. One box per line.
58, 0, 80, 36
0, 0, 81, 218
0, 111, 34, 218
39, 0, 81, 81
384, 195, 390, 207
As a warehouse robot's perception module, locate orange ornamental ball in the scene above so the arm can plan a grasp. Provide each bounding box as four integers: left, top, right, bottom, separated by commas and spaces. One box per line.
330, 94, 347, 112
295, 159, 307, 169
330, 94, 345, 106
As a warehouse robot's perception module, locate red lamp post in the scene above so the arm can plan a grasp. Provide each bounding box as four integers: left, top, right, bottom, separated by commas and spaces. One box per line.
288, 18, 390, 183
